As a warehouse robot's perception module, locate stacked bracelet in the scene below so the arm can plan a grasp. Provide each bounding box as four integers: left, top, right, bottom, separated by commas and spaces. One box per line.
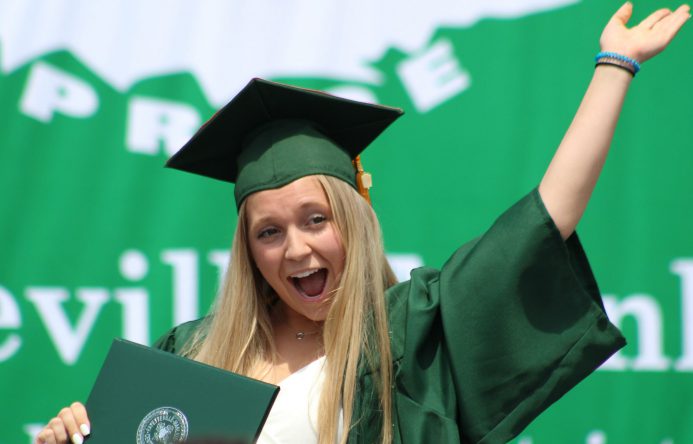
595, 51, 641, 77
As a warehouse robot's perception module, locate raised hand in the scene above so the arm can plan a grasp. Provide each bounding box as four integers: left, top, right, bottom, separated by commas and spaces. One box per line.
539, 3, 690, 239
600, 2, 691, 62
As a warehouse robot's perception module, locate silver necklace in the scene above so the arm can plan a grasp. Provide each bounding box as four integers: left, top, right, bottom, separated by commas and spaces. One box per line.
295, 330, 320, 340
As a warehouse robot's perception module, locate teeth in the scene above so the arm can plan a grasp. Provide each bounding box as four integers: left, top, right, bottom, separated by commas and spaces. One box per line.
291, 269, 320, 279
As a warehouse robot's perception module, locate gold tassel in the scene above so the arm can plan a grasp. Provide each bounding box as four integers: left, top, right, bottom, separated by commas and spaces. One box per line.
352, 155, 372, 205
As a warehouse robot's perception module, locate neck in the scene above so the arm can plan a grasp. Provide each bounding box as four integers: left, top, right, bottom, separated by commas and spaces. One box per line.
272, 302, 324, 338
269, 302, 325, 371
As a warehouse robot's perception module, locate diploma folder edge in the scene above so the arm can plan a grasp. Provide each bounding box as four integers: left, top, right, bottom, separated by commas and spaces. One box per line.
85, 338, 279, 443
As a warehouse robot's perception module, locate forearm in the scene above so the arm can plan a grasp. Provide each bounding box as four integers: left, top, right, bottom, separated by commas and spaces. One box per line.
539, 64, 632, 239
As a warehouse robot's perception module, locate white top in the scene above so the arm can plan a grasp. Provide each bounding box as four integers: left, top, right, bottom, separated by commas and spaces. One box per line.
256, 356, 343, 443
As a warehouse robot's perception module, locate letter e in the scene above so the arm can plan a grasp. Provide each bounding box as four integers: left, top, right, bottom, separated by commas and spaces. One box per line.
0, 286, 22, 362
397, 39, 471, 113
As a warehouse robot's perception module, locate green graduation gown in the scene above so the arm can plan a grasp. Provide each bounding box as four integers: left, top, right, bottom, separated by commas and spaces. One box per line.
154, 189, 625, 444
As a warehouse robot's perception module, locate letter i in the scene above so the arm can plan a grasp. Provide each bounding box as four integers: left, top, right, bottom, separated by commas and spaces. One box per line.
115, 250, 151, 345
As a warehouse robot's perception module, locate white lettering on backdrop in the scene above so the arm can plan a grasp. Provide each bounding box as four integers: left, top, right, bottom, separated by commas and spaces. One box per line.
20, 62, 98, 123
5, 256, 693, 369
23, 424, 681, 444
515, 431, 676, 444
398, 39, 471, 112
0, 250, 421, 364
14, 59, 467, 157
127, 98, 201, 156
0, 0, 577, 106
25, 287, 109, 365
2, 255, 693, 369
599, 258, 693, 372
0, 286, 22, 361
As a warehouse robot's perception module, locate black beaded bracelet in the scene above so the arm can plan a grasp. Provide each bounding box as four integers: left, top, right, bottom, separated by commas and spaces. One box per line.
595, 60, 636, 77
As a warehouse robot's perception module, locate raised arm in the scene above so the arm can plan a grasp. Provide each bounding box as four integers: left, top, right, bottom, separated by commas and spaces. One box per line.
538, 2, 690, 239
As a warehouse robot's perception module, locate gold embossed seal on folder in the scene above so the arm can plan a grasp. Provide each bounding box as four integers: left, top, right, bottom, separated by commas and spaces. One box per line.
136, 406, 189, 444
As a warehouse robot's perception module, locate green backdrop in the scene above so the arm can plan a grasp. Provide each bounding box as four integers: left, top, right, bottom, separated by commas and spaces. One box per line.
1, 0, 692, 442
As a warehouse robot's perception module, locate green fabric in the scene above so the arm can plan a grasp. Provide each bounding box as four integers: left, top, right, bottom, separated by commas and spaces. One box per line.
154, 189, 625, 444
235, 120, 356, 205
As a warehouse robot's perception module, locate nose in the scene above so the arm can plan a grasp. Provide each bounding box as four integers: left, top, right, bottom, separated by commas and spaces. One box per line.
284, 227, 311, 261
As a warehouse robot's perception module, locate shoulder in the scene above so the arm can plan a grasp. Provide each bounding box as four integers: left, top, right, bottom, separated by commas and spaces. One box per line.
153, 318, 208, 354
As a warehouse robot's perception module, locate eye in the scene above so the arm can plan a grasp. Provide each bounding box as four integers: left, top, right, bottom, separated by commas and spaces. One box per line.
257, 227, 279, 239
307, 214, 327, 226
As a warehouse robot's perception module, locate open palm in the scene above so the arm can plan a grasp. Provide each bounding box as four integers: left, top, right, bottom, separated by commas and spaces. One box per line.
600, 2, 690, 63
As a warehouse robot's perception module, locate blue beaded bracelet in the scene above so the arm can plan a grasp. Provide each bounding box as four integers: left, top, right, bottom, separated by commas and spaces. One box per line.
595, 51, 641, 74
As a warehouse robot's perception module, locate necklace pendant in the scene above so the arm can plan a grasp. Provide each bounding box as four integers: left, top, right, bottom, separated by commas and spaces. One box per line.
296, 332, 305, 340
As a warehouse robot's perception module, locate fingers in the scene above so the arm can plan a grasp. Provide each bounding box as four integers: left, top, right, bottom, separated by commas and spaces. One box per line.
70, 402, 91, 437
35, 403, 91, 444
651, 5, 691, 41
667, 4, 692, 25
611, 2, 634, 26
35, 418, 66, 444
676, 4, 693, 15
36, 427, 56, 444
639, 8, 672, 29
601, 3, 691, 63
48, 417, 68, 443
58, 407, 83, 444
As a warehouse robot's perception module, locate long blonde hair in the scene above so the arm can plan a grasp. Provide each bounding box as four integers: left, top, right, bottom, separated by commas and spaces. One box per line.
183, 174, 397, 444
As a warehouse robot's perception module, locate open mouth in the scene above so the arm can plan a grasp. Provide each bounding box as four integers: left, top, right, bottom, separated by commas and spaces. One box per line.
289, 268, 328, 300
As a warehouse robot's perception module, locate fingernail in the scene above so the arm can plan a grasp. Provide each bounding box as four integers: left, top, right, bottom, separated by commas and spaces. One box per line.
71, 433, 84, 444
80, 423, 91, 436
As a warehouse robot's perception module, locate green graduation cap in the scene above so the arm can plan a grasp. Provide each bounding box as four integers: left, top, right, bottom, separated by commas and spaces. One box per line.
166, 78, 404, 208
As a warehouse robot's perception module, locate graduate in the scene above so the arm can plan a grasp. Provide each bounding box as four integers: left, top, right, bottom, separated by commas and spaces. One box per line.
37, 3, 690, 444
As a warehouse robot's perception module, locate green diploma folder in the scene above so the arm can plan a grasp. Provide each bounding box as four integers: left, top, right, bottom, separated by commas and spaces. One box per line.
85, 339, 279, 443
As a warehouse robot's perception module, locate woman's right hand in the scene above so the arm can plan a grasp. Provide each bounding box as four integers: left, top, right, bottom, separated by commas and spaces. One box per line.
35, 402, 90, 444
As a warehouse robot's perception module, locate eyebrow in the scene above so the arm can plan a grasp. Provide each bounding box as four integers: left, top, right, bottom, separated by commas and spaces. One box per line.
248, 215, 275, 232
248, 200, 330, 231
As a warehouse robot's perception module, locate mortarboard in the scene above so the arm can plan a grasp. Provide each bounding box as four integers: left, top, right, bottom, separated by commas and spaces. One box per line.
166, 78, 404, 208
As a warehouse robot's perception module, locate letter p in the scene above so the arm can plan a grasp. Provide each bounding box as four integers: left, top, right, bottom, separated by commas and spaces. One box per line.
20, 62, 98, 122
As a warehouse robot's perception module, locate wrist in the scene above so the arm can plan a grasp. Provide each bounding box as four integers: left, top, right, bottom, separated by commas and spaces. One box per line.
595, 51, 640, 77
593, 63, 635, 88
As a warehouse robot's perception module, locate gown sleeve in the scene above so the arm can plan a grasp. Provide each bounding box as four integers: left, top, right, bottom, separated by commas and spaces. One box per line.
387, 188, 625, 444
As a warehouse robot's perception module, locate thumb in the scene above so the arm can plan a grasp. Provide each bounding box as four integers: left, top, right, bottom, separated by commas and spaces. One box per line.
611, 1, 634, 26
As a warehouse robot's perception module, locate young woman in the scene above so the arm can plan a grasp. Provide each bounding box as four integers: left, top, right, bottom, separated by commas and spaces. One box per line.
37, 3, 690, 444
